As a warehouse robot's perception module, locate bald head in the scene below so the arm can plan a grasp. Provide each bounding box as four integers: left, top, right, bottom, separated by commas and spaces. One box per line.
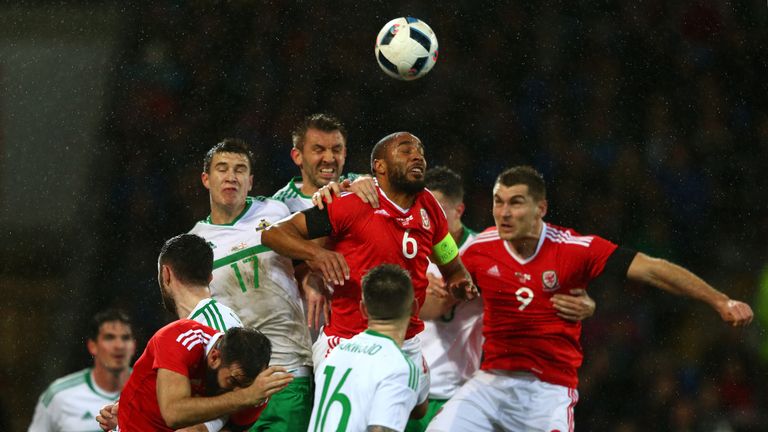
370, 132, 423, 175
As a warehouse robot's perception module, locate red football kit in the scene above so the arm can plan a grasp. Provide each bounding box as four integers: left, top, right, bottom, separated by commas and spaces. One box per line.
461, 223, 619, 388
118, 319, 220, 432
323, 187, 451, 339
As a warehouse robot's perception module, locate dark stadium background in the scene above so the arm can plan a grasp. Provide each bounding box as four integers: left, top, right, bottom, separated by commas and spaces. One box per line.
2, 1, 767, 430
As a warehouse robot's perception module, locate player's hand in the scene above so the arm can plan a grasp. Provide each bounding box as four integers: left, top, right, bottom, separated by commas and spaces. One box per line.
426, 272, 449, 299
552, 288, 595, 322
242, 366, 294, 405
302, 272, 331, 329
96, 402, 118, 431
346, 175, 378, 208
448, 278, 478, 301
312, 181, 346, 210
306, 249, 350, 286
715, 298, 754, 327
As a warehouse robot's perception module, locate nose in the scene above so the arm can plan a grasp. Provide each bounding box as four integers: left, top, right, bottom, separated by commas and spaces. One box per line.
322, 149, 336, 163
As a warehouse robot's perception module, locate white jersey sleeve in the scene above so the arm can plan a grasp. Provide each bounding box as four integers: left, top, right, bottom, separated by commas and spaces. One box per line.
271, 177, 313, 212
188, 298, 243, 331
27, 398, 53, 432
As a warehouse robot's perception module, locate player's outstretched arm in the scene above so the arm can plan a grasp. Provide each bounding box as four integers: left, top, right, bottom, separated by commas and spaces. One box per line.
626, 252, 754, 326
156, 366, 293, 429
551, 288, 596, 322
262, 212, 349, 285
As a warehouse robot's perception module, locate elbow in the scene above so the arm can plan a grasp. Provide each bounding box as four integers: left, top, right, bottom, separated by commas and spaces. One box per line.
160, 407, 187, 429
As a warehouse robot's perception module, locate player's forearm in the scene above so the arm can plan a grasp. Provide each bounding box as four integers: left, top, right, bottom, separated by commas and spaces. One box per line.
630, 253, 729, 308
161, 392, 254, 429
420, 293, 458, 320
262, 223, 321, 261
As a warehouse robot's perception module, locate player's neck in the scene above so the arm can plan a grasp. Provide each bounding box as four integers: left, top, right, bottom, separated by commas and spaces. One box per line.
174, 285, 212, 319
92, 365, 130, 393
507, 222, 543, 259
378, 179, 416, 209
209, 200, 246, 224
366, 319, 408, 347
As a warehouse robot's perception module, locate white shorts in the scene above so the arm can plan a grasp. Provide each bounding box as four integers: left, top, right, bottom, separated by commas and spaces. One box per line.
426, 370, 578, 432
313, 328, 431, 404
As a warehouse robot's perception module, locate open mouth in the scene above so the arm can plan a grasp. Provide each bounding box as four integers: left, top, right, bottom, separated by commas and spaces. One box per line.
409, 166, 425, 175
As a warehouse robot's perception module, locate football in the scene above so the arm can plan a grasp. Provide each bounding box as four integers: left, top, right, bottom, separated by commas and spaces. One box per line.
374, 17, 439, 81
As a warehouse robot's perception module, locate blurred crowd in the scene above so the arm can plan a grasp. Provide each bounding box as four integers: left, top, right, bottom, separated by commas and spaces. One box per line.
87, 1, 766, 430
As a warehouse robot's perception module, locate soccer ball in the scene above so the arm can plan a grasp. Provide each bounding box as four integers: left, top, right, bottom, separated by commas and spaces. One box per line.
374, 17, 439, 81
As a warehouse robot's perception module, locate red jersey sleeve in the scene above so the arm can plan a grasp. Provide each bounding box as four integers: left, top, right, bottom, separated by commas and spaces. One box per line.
554, 226, 618, 285
423, 189, 450, 247
325, 192, 369, 237
152, 320, 216, 377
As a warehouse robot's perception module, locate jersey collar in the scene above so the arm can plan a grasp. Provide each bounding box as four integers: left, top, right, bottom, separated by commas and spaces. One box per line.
502, 222, 548, 265
204, 197, 254, 225
288, 176, 312, 199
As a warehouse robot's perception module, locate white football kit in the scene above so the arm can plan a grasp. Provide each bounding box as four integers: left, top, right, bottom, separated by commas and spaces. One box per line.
189, 196, 312, 371
309, 330, 419, 432
188, 298, 243, 331
29, 368, 119, 432
420, 227, 481, 400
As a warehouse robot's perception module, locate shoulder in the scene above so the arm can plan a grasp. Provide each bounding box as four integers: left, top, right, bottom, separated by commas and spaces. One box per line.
40, 368, 90, 407
543, 223, 600, 249
244, 196, 291, 220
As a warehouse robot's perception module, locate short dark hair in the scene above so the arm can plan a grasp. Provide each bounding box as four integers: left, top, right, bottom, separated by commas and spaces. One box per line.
203, 138, 255, 173
88, 309, 132, 342
218, 326, 272, 380
159, 234, 213, 286
425, 166, 464, 203
362, 264, 414, 320
496, 166, 547, 201
292, 113, 347, 151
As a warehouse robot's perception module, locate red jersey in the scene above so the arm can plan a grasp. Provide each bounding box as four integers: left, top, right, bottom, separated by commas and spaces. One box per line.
118, 319, 220, 432
325, 187, 450, 339
461, 223, 618, 388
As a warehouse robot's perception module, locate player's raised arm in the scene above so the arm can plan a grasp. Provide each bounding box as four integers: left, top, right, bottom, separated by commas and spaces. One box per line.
262, 208, 349, 285
626, 252, 753, 326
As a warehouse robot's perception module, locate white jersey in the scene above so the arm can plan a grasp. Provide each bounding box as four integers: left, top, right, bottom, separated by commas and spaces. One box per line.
271, 177, 312, 212
309, 330, 419, 432
29, 368, 119, 432
189, 196, 312, 370
188, 298, 243, 331
420, 226, 483, 400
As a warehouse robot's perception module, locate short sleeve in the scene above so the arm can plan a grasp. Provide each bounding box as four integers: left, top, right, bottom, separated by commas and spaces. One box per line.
325, 193, 367, 237
152, 323, 210, 377
367, 363, 419, 430
27, 397, 52, 432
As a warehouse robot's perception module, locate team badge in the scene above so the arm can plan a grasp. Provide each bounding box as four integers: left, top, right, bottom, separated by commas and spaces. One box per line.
231, 242, 248, 252
420, 208, 430, 229
255, 218, 271, 231
542, 270, 560, 292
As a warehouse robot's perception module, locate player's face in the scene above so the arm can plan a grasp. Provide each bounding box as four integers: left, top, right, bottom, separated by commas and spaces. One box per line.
205, 362, 252, 396
293, 128, 346, 190
88, 321, 136, 374
386, 135, 426, 194
492, 183, 546, 242
202, 152, 253, 210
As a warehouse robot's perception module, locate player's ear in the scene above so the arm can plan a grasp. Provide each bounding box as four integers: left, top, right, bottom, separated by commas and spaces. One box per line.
290, 147, 303, 167
373, 159, 386, 176
359, 301, 369, 320
538, 199, 548, 218
208, 347, 221, 369
246, 174, 254, 192
411, 298, 419, 316
201, 171, 211, 190
162, 265, 173, 286
455, 202, 466, 218
87, 338, 98, 357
